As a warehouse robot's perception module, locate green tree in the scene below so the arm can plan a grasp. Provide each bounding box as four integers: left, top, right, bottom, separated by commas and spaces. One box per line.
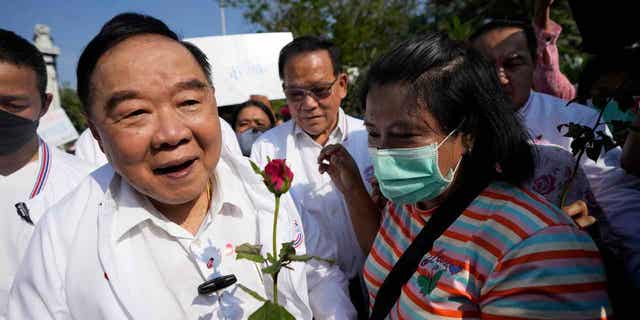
231, 0, 585, 115
59, 83, 87, 132
229, 0, 420, 116
418, 0, 585, 82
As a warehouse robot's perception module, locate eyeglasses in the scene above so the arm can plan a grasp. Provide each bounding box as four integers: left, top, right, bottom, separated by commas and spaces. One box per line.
283, 78, 338, 103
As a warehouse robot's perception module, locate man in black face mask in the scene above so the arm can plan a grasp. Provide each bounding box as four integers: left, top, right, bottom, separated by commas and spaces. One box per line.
0, 29, 94, 318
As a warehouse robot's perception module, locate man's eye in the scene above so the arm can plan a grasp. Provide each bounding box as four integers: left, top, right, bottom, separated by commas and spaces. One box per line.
124, 109, 146, 118
179, 99, 200, 107
311, 88, 332, 97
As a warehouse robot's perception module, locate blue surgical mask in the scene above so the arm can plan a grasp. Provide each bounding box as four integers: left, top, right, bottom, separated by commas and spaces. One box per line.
369, 130, 460, 205
236, 128, 265, 157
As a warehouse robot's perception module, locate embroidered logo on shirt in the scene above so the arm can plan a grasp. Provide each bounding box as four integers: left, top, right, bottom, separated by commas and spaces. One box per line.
419, 252, 463, 275
292, 220, 303, 248
416, 252, 462, 296
417, 270, 444, 296
207, 257, 215, 269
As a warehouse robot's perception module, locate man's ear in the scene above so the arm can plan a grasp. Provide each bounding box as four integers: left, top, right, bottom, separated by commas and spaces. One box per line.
87, 119, 105, 154
337, 72, 348, 100
39, 93, 53, 118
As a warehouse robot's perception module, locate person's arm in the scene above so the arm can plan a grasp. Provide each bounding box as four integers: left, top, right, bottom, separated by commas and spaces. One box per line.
532, 0, 576, 100
318, 144, 380, 254
480, 225, 611, 318
7, 212, 70, 319
305, 259, 357, 319
621, 114, 640, 176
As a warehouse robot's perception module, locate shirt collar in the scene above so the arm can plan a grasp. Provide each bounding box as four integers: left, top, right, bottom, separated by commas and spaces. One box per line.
293, 107, 347, 143
113, 157, 247, 242
518, 90, 535, 117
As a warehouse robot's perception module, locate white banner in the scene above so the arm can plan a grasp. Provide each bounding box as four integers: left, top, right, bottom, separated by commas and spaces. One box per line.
37, 108, 79, 147
185, 32, 293, 107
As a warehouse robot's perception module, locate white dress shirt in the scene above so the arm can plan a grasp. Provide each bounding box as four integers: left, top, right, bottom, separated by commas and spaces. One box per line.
8, 146, 356, 319
519, 91, 640, 287
112, 161, 270, 319
0, 139, 95, 319
251, 108, 373, 280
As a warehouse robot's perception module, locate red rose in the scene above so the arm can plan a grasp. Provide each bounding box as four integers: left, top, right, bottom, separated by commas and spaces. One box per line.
263, 159, 294, 195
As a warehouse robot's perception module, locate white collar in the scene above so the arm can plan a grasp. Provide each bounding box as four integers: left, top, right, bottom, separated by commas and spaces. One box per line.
293, 107, 347, 144
113, 157, 246, 242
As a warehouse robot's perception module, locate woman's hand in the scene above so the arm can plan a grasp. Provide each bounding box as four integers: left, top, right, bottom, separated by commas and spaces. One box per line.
562, 200, 596, 229
318, 143, 365, 194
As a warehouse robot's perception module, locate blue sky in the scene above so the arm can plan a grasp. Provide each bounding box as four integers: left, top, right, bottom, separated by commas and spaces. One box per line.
0, 0, 257, 88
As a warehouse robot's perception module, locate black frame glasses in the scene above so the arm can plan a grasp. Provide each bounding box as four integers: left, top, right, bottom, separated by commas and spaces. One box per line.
282, 78, 338, 102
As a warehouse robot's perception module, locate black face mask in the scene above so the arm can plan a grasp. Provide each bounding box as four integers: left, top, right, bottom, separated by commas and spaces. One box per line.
0, 108, 39, 156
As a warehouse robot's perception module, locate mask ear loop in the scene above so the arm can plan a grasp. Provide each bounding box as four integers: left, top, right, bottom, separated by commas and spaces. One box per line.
437, 119, 467, 182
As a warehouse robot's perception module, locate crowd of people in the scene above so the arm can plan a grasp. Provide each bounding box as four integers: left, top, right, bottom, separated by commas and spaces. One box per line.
1, 1, 639, 319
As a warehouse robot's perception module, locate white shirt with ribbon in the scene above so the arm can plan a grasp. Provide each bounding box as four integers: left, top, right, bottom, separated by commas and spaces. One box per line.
0, 138, 95, 319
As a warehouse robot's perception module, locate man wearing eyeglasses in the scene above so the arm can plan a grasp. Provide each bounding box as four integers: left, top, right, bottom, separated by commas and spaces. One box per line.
251, 36, 372, 316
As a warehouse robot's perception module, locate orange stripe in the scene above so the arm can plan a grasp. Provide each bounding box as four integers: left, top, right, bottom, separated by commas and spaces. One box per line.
520, 186, 557, 213
480, 281, 607, 302
482, 312, 607, 320
493, 249, 601, 272
369, 246, 393, 271
483, 191, 555, 225
435, 281, 476, 303
436, 254, 487, 283
378, 223, 405, 258
402, 285, 481, 318
363, 267, 382, 288
387, 204, 416, 242
482, 313, 606, 320
443, 230, 502, 258
464, 208, 529, 240
489, 213, 530, 239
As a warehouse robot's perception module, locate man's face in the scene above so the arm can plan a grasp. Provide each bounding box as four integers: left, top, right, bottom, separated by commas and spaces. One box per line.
472, 27, 534, 109
0, 62, 49, 121
88, 34, 221, 206
282, 50, 347, 143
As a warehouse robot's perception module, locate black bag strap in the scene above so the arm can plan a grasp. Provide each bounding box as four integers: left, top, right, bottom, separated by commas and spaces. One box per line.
370, 177, 490, 320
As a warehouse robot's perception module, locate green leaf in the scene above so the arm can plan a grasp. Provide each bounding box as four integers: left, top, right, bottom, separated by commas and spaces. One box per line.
262, 261, 282, 275
236, 243, 266, 263
266, 252, 277, 264
585, 140, 603, 162
288, 254, 313, 262
279, 241, 296, 261
417, 275, 430, 296
237, 283, 267, 302
248, 301, 296, 320
427, 270, 444, 294
249, 160, 263, 175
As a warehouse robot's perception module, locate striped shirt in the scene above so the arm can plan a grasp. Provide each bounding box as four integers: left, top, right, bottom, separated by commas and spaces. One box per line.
364, 181, 611, 319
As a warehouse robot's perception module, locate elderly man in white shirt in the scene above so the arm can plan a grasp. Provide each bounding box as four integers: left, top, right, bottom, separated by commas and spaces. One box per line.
0, 29, 95, 319
251, 37, 373, 297
471, 19, 640, 288
9, 13, 354, 319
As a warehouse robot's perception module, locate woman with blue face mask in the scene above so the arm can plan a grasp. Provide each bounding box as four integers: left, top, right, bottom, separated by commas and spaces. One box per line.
318, 33, 611, 319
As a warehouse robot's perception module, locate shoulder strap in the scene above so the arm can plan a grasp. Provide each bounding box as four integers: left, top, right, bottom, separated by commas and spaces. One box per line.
370, 176, 490, 319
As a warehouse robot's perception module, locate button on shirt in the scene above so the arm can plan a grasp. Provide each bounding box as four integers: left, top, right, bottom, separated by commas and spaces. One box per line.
291, 109, 364, 278
113, 161, 265, 320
